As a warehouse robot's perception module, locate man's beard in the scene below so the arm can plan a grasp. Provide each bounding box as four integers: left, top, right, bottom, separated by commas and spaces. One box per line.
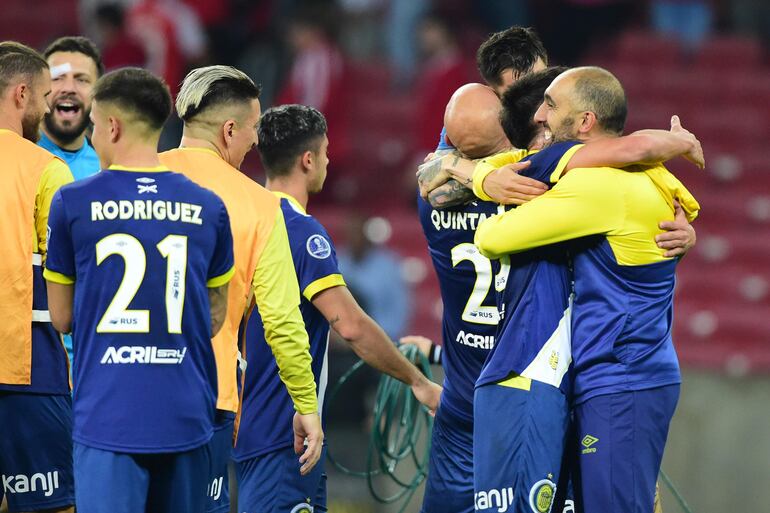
22, 110, 43, 142
549, 116, 579, 143
43, 107, 91, 146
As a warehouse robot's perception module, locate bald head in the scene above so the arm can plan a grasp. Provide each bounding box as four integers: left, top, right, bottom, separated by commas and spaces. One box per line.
444, 83, 510, 159
553, 67, 627, 135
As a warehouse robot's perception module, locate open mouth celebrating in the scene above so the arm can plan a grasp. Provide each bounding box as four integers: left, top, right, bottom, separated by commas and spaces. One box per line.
54, 99, 82, 121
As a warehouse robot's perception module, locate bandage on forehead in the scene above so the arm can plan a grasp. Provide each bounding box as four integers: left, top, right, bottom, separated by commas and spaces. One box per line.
50, 63, 72, 79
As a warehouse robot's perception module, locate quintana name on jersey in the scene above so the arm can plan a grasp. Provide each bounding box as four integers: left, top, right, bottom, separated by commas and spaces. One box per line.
429, 208, 490, 232
90, 200, 203, 225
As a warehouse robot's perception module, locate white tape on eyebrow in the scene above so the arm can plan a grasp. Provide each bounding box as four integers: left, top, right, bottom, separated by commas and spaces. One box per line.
50, 63, 72, 79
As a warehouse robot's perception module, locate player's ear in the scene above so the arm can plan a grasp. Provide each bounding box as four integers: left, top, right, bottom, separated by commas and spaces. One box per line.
12, 83, 28, 109
301, 150, 313, 172
222, 119, 236, 147
579, 111, 597, 134
108, 115, 120, 143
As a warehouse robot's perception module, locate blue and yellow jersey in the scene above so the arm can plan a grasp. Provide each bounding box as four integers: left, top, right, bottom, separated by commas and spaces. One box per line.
38, 132, 101, 371
475, 146, 700, 404
160, 147, 318, 417
417, 190, 501, 422
44, 166, 235, 453
234, 193, 344, 461
0, 129, 73, 394
470, 143, 581, 394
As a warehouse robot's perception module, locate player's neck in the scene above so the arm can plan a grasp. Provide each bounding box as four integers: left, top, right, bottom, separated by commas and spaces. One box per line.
266, 176, 309, 211
41, 126, 86, 151
109, 139, 162, 169
0, 111, 23, 138
179, 135, 224, 160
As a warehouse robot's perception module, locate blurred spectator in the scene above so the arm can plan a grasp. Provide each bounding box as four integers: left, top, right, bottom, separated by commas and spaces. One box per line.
652, 0, 713, 52
539, 0, 637, 64
385, 0, 430, 88
94, 4, 147, 70
337, 215, 411, 340
475, 0, 531, 32
413, 14, 473, 156
276, 2, 351, 167
127, 0, 207, 93
728, 0, 770, 47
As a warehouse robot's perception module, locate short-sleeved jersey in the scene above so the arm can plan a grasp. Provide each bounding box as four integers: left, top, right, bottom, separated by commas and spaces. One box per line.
38, 132, 100, 372
160, 147, 318, 417
475, 151, 700, 404
234, 194, 344, 461
417, 193, 500, 422
44, 165, 235, 453
0, 129, 73, 393
474, 142, 583, 395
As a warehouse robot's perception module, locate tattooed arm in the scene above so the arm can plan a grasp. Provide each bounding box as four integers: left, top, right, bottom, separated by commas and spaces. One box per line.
208, 283, 229, 336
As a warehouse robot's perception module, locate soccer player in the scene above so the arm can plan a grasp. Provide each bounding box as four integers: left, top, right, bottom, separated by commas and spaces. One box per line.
159, 65, 323, 513
38, 36, 103, 370
417, 66, 700, 512
0, 41, 74, 513
474, 67, 701, 513
44, 68, 235, 513
234, 104, 442, 512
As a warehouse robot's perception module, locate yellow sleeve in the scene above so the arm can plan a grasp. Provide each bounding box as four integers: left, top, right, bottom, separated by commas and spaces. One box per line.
252, 208, 318, 415
474, 168, 623, 259
35, 158, 74, 255
471, 149, 529, 201
303, 274, 346, 302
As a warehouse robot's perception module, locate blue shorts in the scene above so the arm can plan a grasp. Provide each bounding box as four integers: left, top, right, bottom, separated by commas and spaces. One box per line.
573, 385, 680, 513
473, 380, 569, 513
74, 442, 211, 513
236, 446, 327, 512
0, 392, 74, 512
420, 405, 474, 513
206, 414, 234, 513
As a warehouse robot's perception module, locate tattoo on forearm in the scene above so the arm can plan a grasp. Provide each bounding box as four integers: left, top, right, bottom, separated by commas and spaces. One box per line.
429, 179, 475, 208
329, 315, 340, 328
417, 158, 443, 188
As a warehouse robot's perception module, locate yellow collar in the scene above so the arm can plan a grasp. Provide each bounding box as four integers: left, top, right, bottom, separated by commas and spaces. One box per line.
272, 191, 306, 215
108, 164, 170, 173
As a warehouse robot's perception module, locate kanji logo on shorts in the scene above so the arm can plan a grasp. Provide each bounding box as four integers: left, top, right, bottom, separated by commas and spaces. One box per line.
581, 435, 599, 454
2, 471, 60, 497
474, 486, 514, 511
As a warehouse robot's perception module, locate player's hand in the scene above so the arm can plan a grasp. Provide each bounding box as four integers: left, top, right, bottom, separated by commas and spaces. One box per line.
670, 115, 705, 169
400, 335, 434, 359
410, 376, 442, 416
417, 155, 453, 199
293, 412, 324, 475
482, 161, 547, 205
657, 201, 696, 257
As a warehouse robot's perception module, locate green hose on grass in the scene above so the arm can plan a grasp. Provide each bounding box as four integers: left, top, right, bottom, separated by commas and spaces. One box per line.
326, 344, 434, 513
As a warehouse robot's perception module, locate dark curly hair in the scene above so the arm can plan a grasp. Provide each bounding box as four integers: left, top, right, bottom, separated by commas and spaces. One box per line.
258, 104, 328, 177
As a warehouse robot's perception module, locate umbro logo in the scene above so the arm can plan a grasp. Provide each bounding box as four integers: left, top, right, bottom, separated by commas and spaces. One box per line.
581, 435, 599, 454
136, 177, 157, 194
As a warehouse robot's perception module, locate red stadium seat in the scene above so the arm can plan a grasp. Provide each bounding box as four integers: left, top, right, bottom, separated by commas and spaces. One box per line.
693, 36, 765, 72
615, 31, 682, 68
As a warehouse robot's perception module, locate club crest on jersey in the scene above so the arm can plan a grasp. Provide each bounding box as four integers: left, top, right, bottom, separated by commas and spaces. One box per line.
290, 503, 313, 513
136, 177, 157, 194
306, 234, 331, 259
528, 479, 556, 513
